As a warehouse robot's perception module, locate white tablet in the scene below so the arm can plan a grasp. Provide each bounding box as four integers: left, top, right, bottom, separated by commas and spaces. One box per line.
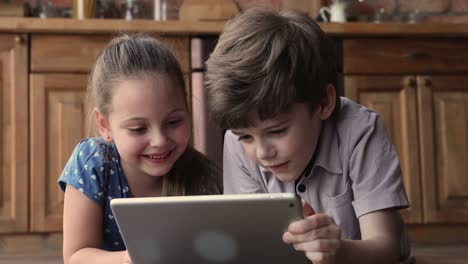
110, 193, 308, 264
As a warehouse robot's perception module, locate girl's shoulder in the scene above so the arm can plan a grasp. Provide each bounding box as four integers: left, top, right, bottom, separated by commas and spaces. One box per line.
72, 137, 120, 165
75, 137, 110, 154
58, 137, 124, 205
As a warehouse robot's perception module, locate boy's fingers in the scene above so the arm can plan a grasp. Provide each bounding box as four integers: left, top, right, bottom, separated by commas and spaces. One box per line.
289, 214, 334, 234
283, 224, 341, 243
302, 200, 316, 217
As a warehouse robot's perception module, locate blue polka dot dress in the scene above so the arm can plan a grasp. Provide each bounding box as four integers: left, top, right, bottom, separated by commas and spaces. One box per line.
58, 137, 133, 251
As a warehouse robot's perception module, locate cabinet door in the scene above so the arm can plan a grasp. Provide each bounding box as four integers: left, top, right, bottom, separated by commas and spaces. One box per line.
418, 76, 468, 223
0, 34, 28, 233
30, 74, 92, 232
345, 76, 422, 223
31, 35, 190, 74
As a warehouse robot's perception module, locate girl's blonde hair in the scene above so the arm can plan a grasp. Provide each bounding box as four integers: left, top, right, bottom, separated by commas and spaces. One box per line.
88, 34, 221, 195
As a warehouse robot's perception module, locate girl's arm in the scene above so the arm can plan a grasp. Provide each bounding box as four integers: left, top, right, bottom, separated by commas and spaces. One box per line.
63, 185, 128, 264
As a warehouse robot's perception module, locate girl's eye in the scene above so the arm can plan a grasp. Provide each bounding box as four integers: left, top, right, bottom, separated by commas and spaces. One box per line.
167, 118, 183, 126
128, 127, 147, 134
269, 128, 288, 134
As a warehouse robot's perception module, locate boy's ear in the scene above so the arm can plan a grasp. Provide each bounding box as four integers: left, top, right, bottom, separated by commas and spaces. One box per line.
94, 108, 113, 142
318, 84, 336, 120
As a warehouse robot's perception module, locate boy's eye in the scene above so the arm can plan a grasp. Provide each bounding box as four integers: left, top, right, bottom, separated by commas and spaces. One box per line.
128, 127, 147, 134
269, 128, 288, 134
237, 135, 252, 142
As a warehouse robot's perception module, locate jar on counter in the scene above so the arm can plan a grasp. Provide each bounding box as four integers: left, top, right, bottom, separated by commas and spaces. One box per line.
154, 0, 181, 20
73, 0, 96, 19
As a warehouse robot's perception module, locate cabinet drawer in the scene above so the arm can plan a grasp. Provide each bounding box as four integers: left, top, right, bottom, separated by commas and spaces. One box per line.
343, 38, 468, 74
31, 35, 189, 73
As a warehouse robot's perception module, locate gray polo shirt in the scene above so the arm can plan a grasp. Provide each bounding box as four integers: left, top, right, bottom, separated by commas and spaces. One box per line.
223, 97, 410, 240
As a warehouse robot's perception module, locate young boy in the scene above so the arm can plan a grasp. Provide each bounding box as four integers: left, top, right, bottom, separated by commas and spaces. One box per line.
205, 8, 413, 264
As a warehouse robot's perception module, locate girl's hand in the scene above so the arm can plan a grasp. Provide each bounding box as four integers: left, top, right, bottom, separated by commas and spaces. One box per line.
282, 202, 341, 264
123, 250, 133, 264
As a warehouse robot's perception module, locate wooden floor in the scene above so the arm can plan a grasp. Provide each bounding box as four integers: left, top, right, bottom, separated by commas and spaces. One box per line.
0, 255, 62, 264
1, 244, 467, 264
412, 243, 468, 264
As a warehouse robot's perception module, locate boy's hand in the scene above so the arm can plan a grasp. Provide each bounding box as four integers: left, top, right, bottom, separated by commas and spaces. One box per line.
282, 202, 341, 264
123, 250, 133, 264
302, 199, 316, 217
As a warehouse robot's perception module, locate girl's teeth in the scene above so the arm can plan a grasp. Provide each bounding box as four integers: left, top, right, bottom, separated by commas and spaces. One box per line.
148, 152, 169, 159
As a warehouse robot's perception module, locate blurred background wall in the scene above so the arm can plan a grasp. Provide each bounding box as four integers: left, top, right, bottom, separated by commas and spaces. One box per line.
7, 0, 468, 23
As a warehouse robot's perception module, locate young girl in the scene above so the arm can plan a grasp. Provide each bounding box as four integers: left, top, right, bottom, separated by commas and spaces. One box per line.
58, 34, 221, 264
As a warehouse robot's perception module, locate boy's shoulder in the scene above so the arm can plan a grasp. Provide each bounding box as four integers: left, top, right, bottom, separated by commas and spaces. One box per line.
336, 97, 380, 125
331, 97, 387, 146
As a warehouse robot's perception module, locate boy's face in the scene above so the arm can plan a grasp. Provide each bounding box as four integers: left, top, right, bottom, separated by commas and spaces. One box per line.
231, 103, 322, 183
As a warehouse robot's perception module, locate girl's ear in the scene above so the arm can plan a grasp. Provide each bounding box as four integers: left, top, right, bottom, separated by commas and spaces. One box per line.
94, 108, 113, 142
318, 84, 336, 120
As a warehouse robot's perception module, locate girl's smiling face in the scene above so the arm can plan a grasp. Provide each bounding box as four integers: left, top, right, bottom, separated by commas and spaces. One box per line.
97, 75, 190, 180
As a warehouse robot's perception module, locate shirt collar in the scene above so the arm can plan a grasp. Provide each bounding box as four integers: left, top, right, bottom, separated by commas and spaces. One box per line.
307, 119, 343, 175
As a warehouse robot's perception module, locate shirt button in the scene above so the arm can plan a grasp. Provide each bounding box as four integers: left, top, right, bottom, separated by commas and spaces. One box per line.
297, 184, 307, 193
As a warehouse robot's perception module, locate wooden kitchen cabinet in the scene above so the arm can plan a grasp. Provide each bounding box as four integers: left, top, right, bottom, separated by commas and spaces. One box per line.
30, 74, 92, 232
343, 38, 468, 227
28, 35, 111, 233
0, 34, 29, 233
417, 75, 468, 223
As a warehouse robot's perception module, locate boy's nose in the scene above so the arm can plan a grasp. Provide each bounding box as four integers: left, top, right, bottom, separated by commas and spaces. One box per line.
256, 141, 276, 161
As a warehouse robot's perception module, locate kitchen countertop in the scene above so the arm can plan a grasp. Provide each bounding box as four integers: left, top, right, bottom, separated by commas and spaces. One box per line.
1, 17, 468, 36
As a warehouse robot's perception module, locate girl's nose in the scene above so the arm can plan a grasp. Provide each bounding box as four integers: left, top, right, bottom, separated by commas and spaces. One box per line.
150, 130, 168, 147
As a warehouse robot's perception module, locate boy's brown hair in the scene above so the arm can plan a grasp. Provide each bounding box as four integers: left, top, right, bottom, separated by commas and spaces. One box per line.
206, 8, 339, 129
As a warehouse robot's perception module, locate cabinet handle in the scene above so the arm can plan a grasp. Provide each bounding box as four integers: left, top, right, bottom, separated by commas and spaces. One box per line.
424, 78, 432, 87
405, 77, 417, 88
15, 35, 25, 44
406, 51, 430, 60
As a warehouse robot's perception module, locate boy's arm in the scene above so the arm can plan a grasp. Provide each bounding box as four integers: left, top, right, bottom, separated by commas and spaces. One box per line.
335, 209, 402, 264
283, 206, 404, 264
63, 185, 127, 264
